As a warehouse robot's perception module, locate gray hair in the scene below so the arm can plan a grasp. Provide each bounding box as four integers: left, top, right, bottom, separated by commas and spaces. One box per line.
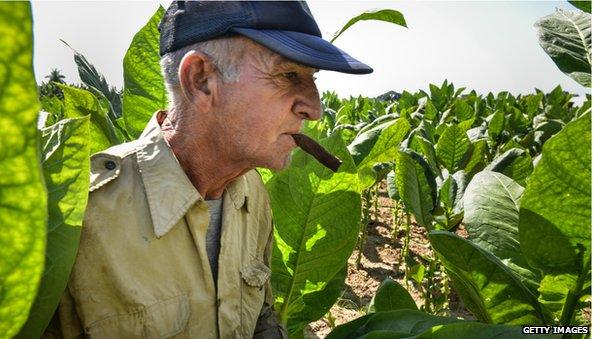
160, 37, 247, 109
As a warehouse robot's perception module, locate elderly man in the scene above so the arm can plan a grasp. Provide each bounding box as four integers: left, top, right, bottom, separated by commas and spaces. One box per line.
47, 1, 371, 338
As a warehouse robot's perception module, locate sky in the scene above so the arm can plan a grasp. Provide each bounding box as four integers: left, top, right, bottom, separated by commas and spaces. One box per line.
31, 1, 590, 102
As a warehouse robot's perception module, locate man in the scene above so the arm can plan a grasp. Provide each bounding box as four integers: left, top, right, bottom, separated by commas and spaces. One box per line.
47, 1, 371, 338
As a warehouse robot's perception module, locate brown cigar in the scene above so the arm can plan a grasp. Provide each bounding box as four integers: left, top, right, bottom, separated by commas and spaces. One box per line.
291, 133, 342, 172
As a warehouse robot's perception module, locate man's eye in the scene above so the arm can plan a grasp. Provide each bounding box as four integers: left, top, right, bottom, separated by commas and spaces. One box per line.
283, 72, 298, 81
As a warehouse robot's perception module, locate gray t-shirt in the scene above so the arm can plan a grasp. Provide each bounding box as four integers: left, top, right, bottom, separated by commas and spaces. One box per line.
205, 199, 223, 285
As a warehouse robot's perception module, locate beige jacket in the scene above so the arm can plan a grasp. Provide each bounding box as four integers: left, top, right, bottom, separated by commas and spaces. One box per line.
48, 116, 279, 338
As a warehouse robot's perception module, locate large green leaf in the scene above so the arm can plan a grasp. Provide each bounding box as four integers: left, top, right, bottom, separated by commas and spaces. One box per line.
464, 139, 489, 177
39, 96, 64, 121
537, 273, 578, 321
61, 41, 124, 125
17, 117, 91, 338
435, 124, 470, 173
386, 170, 399, 200
329, 311, 552, 339
463, 171, 540, 292
330, 9, 407, 43
0, 3, 47, 337
65, 46, 129, 141
395, 149, 437, 228
368, 278, 417, 313
453, 99, 474, 122
327, 310, 462, 339
123, 6, 167, 138
519, 113, 591, 325
286, 266, 347, 337
327, 314, 374, 339
519, 112, 591, 273
73, 52, 120, 113
268, 133, 362, 327
487, 110, 505, 141
541, 86, 570, 121
429, 231, 546, 325
533, 118, 564, 150
348, 118, 410, 188
435, 170, 466, 230
409, 132, 439, 174
424, 100, 438, 121
429, 83, 449, 112
524, 93, 544, 119
484, 148, 533, 186
535, 9, 592, 87
58, 85, 118, 154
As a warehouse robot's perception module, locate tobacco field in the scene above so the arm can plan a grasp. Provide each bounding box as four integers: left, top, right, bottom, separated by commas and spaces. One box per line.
0, 2, 591, 339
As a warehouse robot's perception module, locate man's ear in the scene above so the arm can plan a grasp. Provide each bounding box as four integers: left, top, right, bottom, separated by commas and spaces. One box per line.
178, 51, 218, 112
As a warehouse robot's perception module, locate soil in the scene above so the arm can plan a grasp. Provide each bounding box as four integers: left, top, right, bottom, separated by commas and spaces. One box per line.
303, 181, 474, 338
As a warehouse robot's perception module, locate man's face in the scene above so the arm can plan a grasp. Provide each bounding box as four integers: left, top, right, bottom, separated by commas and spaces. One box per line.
214, 40, 322, 170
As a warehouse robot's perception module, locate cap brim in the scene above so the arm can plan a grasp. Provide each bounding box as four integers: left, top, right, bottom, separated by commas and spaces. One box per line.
231, 28, 373, 75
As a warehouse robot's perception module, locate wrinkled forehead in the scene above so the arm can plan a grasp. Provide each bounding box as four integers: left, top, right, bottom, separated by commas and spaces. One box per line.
242, 38, 317, 74
273, 57, 319, 74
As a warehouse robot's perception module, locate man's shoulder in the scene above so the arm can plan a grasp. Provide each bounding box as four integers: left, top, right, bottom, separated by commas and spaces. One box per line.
89, 140, 142, 193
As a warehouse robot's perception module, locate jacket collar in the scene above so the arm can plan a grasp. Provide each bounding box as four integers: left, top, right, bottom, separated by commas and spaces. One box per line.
136, 113, 248, 238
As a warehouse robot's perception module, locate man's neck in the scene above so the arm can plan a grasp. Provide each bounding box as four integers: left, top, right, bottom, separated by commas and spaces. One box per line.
160, 110, 250, 200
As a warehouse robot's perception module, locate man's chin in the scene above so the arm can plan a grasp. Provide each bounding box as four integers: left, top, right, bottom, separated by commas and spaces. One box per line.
262, 154, 292, 171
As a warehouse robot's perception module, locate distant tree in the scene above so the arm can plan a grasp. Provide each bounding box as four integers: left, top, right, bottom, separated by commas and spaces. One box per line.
45, 68, 66, 84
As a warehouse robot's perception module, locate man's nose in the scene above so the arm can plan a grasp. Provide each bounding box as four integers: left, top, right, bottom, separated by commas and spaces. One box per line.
292, 84, 322, 121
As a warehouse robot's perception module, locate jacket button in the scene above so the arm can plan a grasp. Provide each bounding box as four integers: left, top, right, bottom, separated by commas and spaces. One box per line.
104, 160, 117, 170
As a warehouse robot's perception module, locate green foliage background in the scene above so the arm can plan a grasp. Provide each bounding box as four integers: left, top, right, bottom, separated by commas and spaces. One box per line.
0, 2, 590, 339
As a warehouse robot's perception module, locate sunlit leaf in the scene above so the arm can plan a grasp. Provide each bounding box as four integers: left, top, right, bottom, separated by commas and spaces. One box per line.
269, 133, 361, 332
535, 9, 592, 87
429, 231, 547, 325
330, 9, 406, 43
123, 6, 167, 138
0, 3, 47, 337
17, 117, 90, 338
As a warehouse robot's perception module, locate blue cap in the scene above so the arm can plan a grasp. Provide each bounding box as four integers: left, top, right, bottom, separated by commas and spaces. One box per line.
159, 1, 373, 74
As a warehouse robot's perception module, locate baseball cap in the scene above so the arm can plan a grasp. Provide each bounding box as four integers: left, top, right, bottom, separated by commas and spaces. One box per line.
158, 1, 373, 74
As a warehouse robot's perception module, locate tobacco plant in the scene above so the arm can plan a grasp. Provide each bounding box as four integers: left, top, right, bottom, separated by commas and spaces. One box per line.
1, 2, 591, 339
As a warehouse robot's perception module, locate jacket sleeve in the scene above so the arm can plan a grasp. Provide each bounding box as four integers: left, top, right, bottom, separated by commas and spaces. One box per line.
252, 220, 287, 339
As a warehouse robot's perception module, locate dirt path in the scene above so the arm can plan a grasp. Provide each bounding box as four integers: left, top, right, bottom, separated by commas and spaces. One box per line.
304, 184, 472, 338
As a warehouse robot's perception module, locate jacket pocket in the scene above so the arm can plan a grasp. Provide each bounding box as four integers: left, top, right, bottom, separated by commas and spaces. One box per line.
240, 259, 271, 288
85, 295, 190, 339
240, 259, 270, 336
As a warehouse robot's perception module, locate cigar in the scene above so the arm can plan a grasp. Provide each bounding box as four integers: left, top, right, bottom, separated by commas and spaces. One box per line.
291, 133, 342, 172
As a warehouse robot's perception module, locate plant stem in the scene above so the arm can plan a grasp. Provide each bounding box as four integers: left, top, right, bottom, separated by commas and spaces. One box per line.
403, 211, 411, 288
424, 257, 436, 314
440, 262, 451, 316
392, 200, 404, 246
560, 246, 590, 333
404, 212, 411, 259
391, 200, 399, 242
325, 311, 336, 329
373, 183, 379, 221
356, 189, 372, 268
